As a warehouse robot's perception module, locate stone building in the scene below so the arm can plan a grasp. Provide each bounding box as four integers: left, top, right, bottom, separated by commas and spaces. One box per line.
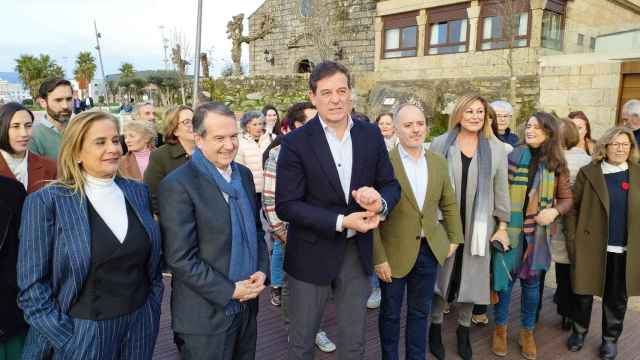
246, 0, 640, 136
355, 0, 640, 132
248, 0, 377, 75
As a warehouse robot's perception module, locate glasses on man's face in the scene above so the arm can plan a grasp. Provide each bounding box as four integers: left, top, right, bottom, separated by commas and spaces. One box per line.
608, 142, 631, 149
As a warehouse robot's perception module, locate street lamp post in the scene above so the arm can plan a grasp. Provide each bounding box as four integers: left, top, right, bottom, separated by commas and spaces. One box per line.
192, 0, 203, 108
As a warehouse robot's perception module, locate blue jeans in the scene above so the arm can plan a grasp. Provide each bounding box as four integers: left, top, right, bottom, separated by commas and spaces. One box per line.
270, 240, 285, 287
493, 275, 540, 330
370, 274, 379, 289
378, 241, 439, 360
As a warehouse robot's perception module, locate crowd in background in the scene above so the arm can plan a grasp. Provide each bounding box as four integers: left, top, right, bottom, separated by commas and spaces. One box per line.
1, 63, 640, 360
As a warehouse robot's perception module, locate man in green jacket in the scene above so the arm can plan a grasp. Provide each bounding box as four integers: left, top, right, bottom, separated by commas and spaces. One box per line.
373, 103, 463, 360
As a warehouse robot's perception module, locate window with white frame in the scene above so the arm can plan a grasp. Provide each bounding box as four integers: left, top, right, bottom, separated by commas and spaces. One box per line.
478, 0, 530, 50
427, 3, 470, 55
383, 11, 419, 58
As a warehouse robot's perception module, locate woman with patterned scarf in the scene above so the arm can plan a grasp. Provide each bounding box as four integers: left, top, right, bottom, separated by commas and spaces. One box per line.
491, 111, 572, 359
429, 94, 511, 360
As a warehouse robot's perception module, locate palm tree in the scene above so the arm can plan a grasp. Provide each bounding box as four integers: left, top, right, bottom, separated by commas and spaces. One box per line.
15, 54, 65, 100
119, 63, 135, 79
73, 52, 96, 95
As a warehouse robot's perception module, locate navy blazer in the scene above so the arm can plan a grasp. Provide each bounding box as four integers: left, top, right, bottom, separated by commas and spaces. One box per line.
158, 160, 269, 335
275, 116, 400, 285
17, 178, 164, 358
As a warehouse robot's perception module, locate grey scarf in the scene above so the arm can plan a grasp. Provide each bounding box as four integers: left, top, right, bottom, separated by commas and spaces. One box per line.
433, 127, 492, 256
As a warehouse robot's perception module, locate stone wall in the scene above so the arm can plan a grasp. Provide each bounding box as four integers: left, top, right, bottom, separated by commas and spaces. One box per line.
202, 75, 310, 113
538, 52, 634, 138
561, 0, 640, 55
353, 72, 539, 134
249, 0, 377, 76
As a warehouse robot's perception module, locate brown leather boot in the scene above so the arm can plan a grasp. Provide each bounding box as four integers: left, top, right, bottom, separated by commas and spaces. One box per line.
518, 329, 537, 359
492, 324, 508, 356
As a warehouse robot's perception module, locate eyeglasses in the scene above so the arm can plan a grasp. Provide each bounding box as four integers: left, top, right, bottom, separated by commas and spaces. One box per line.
179, 119, 193, 127
608, 142, 631, 149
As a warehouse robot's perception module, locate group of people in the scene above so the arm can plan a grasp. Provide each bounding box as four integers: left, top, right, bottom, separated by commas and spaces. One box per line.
0, 61, 639, 360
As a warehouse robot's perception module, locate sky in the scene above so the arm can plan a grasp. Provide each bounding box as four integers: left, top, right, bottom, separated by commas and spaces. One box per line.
1, 0, 264, 79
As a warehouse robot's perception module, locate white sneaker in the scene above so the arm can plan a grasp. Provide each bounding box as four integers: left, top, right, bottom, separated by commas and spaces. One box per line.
315, 331, 336, 353
367, 288, 381, 309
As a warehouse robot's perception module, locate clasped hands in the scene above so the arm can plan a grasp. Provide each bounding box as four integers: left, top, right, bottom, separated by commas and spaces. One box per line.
343, 187, 383, 233
232, 271, 266, 302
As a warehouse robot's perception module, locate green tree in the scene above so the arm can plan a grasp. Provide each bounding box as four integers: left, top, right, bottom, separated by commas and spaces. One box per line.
147, 71, 181, 106
14, 54, 65, 99
73, 51, 96, 94
119, 62, 135, 79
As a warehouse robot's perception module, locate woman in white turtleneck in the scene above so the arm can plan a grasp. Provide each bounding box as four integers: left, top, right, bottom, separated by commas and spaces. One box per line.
17, 111, 163, 360
375, 112, 398, 151
120, 120, 156, 181
0, 102, 56, 193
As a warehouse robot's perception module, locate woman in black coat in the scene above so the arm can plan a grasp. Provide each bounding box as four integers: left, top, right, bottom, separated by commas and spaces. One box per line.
0, 176, 27, 359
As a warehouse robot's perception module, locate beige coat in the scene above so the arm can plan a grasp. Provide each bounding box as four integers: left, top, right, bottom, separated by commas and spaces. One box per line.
235, 132, 272, 193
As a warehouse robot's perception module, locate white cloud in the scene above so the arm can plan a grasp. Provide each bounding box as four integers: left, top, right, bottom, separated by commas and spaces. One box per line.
1, 0, 263, 77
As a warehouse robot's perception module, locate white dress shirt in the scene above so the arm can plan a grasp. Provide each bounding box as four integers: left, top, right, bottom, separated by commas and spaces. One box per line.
398, 144, 428, 237
318, 116, 355, 236
398, 144, 428, 211
216, 165, 233, 203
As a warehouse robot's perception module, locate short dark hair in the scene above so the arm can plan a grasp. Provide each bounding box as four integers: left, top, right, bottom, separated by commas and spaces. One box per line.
192, 101, 235, 136
308, 61, 351, 94
0, 102, 35, 154
285, 101, 315, 129
38, 78, 72, 100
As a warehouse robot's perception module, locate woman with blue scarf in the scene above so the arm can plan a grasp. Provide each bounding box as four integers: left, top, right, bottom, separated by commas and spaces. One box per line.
491, 112, 572, 359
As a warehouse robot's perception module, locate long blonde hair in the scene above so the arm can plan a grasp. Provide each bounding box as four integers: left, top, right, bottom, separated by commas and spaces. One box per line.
448, 94, 494, 138
55, 111, 122, 197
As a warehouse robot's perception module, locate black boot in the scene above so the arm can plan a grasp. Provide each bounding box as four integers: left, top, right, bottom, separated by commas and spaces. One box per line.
456, 325, 472, 360
567, 331, 586, 352
429, 323, 445, 360
599, 339, 618, 360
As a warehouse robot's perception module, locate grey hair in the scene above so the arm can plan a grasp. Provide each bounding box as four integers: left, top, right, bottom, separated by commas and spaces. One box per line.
392, 103, 426, 125
592, 126, 640, 163
133, 102, 154, 120
490, 100, 513, 114
192, 101, 236, 136
123, 120, 157, 146
239, 111, 264, 130
623, 99, 640, 117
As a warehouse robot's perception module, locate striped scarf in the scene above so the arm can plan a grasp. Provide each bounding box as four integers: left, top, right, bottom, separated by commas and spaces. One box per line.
493, 146, 556, 292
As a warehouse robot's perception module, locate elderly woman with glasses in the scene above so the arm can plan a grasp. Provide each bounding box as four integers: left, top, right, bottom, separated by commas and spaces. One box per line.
566, 126, 640, 360
490, 101, 518, 147
143, 105, 195, 214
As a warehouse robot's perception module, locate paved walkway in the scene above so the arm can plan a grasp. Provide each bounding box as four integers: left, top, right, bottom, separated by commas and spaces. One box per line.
153, 277, 640, 359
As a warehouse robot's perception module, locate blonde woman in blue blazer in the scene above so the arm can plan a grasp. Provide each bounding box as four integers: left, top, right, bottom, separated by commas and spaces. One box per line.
17, 111, 163, 360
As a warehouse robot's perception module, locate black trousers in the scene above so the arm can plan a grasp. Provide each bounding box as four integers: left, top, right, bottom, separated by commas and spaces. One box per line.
175, 305, 258, 360
554, 263, 575, 318
572, 252, 628, 341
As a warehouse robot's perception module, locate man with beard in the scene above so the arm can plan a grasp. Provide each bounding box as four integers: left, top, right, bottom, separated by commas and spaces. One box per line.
29, 78, 73, 160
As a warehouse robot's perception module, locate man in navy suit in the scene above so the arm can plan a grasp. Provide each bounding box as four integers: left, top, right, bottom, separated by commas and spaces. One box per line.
276, 61, 401, 360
